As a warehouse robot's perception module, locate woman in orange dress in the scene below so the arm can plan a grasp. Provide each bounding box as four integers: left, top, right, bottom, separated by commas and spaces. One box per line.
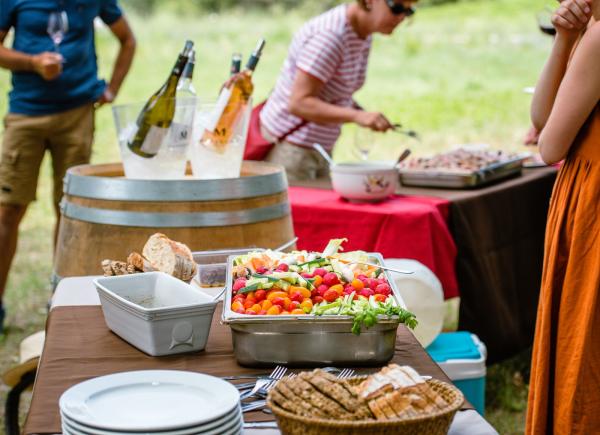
527, 0, 600, 433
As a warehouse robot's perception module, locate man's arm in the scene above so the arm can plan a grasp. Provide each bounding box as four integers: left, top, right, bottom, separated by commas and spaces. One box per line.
0, 30, 62, 80
97, 16, 136, 105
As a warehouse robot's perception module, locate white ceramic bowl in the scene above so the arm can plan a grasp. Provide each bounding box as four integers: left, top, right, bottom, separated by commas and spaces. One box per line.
330, 163, 398, 202
94, 272, 217, 356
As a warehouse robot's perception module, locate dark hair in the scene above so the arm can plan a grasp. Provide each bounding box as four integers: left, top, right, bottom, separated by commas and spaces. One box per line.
358, 0, 419, 11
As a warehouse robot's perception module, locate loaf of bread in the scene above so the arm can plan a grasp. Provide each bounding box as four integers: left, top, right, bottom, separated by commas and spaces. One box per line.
142, 233, 197, 282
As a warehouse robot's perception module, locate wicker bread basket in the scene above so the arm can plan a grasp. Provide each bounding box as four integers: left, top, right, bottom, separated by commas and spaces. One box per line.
267, 378, 464, 435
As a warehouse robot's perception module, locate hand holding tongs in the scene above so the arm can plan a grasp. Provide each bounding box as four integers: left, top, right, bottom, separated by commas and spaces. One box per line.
392, 123, 421, 142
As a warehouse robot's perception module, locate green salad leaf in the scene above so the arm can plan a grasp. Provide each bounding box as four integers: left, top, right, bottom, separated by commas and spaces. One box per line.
312, 294, 418, 335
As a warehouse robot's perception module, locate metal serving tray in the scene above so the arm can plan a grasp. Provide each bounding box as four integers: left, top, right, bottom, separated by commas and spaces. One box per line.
399, 157, 524, 189
222, 253, 407, 367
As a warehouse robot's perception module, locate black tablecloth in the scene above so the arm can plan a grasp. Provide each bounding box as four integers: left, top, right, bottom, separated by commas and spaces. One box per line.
292, 167, 558, 363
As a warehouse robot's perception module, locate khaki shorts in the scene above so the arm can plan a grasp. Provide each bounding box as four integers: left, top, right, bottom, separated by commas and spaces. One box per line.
262, 126, 330, 182
0, 104, 94, 206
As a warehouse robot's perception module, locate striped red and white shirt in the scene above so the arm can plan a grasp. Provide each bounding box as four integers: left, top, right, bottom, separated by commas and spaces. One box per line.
260, 4, 372, 151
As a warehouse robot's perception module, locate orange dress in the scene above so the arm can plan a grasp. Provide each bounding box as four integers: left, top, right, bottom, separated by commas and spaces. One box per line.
526, 104, 600, 435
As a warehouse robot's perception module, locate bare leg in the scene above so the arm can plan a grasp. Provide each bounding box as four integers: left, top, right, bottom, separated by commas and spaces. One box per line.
0, 203, 28, 301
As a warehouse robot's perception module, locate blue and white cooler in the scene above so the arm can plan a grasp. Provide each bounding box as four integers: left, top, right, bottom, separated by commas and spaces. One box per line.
426, 332, 487, 415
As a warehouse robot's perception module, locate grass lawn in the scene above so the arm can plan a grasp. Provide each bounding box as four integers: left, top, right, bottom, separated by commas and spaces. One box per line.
0, 0, 551, 432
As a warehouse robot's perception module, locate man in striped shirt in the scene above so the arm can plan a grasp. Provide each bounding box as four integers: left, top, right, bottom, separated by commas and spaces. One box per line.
260, 0, 416, 180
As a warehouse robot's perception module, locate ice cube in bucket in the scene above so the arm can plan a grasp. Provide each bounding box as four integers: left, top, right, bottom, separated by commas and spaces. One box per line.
189, 99, 252, 180
112, 98, 196, 179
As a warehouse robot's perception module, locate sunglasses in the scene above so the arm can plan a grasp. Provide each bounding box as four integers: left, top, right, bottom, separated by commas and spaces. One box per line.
385, 0, 416, 16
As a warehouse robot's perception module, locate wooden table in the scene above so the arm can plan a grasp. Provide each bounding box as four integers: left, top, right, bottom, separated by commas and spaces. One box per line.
23, 277, 499, 435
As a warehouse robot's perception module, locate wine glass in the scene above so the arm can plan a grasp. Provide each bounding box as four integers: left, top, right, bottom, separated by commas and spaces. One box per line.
353, 126, 376, 161
47, 11, 69, 53
536, 6, 556, 36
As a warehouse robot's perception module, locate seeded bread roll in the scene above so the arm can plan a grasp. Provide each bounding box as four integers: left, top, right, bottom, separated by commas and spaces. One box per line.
110, 260, 129, 276
142, 233, 197, 282
126, 252, 154, 272
101, 259, 114, 276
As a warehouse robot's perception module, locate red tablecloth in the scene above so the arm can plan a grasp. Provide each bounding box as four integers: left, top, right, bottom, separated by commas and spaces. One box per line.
288, 187, 459, 299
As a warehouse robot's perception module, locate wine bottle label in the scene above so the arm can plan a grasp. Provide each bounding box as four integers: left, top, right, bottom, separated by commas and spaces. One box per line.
168, 122, 191, 149
204, 86, 232, 133
140, 126, 168, 155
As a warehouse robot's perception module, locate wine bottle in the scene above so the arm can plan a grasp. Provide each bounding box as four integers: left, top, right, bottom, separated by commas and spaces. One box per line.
201, 38, 265, 152
177, 49, 197, 97
127, 40, 194, 158
230, 52, 242, 76
168, 49, 197, 151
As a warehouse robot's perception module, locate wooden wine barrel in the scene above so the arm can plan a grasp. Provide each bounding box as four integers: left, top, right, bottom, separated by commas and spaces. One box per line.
53, 161, 295, 284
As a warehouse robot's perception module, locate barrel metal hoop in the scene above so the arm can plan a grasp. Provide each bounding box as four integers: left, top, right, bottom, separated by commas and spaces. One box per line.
63, 171, 288, 202
60, 200, 291, 228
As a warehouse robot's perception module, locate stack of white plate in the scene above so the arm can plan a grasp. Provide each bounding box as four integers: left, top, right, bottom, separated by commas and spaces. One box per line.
59, 370, 242, 435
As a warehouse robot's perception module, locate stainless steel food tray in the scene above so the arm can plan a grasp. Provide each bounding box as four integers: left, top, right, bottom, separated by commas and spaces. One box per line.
222, 253, 407, 367
399, 157, 524, 189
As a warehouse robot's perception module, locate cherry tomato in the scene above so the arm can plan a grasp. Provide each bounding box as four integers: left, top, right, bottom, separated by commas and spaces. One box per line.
283, 297, 292, 310
231, 301, 244, 312
266, 305, 281, 315
267, 291, 289, 301
254, 290, 267, 302
323, 272, 340, 286
258, 310, 268, 315
360, 289, 375, 298
290, 291, 303, 303
300, 299, 313, 313
245, 309, 257, 315
276, 263, 289, 272
313, 296, 324, 304
256, 266, 269, 274
232, 278, 247, 291
313, 268, 327, 277
373, 294, 387, 303
317, 284, 329, 297
375, 283, 391, 296
233, 294, 246, 303
329, 284, 344, 296
290, 301, 300, 310
312, 275, 323, 287
272, 297, 285, 307
301, 272, 314, 279
351, 279, 365, 291
343, 284, 355, 295
290, 308, 306, 315
366, 278, 379, 290
235, 308, 246, 314
323, 289, 339, 303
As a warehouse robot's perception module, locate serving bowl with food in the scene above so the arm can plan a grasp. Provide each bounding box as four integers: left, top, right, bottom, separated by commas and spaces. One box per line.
222, 239, 417, 367
399, 147, 526, 188
330, 163, 399, 203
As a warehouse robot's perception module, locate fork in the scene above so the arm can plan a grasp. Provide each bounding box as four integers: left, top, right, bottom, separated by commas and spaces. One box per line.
242, 374, 296, 412
239, 365, 287, 400
337, 368, 355, 379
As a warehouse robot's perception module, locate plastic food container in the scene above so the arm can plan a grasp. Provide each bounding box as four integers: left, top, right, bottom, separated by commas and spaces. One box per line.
222, 253, 407, 367
94, 272, 217, 356
192, 248, 263, 288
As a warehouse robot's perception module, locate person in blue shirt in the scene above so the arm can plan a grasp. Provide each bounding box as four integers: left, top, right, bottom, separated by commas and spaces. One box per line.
0, 0, 136, 333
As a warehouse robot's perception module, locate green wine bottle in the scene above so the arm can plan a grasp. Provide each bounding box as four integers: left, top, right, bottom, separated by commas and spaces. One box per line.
128, 40, 194, 158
